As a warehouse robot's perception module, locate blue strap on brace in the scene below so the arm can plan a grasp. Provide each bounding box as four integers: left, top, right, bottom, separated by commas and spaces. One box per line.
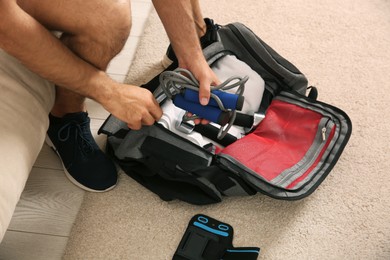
173, 214, 260, 260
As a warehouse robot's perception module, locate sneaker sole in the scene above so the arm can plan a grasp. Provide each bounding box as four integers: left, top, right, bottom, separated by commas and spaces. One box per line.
45, 135, 117, 193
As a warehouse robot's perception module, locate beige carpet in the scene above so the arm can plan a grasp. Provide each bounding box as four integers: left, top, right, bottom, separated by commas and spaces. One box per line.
64, 0, 390, 259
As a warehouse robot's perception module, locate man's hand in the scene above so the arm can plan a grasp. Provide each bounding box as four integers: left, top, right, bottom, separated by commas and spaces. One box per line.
153, 0, 220, 124
180, 56, 220, 125
181, 56, 220, 106
97, 83, 163, 130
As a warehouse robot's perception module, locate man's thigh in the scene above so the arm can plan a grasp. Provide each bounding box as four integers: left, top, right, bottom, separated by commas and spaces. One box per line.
17, 0, 131, 34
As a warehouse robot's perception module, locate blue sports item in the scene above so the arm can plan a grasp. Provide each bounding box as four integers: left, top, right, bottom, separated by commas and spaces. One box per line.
182, 89, 244, 110
159, 68, 247, 139
173, 94, 232, 126
173, 214, 260, 260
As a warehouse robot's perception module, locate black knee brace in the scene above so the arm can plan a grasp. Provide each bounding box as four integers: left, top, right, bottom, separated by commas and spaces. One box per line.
173, 214, 260, 260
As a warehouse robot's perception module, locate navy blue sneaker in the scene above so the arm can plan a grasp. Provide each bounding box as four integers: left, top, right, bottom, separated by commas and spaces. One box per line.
46, 112, 117, 192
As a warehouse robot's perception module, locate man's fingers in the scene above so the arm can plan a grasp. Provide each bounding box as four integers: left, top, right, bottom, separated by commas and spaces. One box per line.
142, 112, 157, 126
150, 101, 163, 121
127, 111, 157, 130
198, 79, 211, 106
200, 118, 210, 125
198, 72, 221, 106
127, 122, 142, 130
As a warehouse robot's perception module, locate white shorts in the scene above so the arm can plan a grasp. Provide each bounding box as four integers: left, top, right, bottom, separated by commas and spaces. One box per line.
0, 49, 55, 241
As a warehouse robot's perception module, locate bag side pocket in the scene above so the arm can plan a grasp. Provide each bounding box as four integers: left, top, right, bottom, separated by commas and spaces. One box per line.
217, 91, 351, 199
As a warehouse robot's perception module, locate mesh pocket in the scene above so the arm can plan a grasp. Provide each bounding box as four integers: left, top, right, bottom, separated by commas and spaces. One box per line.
220, 99, 336, 189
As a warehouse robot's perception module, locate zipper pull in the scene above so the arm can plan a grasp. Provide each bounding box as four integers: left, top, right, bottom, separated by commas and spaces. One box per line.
322, 127, 327, 141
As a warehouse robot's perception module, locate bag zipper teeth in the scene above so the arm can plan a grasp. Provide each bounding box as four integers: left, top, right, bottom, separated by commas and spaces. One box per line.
217, 155, 271, 183
271, 116, 334, 188
277, 92, 340, 124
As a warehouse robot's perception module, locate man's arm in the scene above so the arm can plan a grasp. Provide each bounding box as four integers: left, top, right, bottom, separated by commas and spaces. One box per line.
0, 0, 162, 129
152, 0, 220, 107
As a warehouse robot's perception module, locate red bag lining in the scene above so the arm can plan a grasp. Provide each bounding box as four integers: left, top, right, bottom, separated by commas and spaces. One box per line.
221, 99, 328, 187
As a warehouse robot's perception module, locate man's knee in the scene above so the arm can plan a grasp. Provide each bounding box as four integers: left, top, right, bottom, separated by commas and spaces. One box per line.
69, 0, 131, 55
108, 0, 132, 41
96, 0, 132, 50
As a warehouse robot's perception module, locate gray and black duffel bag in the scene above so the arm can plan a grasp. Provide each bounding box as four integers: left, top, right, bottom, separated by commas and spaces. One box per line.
99, 19, 352, 205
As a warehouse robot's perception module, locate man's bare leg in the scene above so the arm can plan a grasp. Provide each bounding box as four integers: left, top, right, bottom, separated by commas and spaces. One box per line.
17, 0, 132, 116
15, 0, 132, 191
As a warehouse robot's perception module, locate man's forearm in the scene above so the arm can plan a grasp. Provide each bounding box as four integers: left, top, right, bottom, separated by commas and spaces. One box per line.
0, 1, 113, 103
153, 0, 220, 108
152, 0, 205, 67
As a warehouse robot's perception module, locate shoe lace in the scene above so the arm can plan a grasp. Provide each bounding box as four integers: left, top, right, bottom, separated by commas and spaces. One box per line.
57, 120, 95, 155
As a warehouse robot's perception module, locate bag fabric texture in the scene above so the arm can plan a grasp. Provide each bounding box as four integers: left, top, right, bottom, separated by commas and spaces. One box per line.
99, 21, 352, 205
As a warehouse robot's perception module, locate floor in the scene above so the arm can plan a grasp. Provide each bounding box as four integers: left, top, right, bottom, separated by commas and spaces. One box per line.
0, 1, 153, 259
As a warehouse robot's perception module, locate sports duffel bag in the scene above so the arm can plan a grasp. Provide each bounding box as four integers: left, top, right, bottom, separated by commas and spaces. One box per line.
99, 20, 352, 205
